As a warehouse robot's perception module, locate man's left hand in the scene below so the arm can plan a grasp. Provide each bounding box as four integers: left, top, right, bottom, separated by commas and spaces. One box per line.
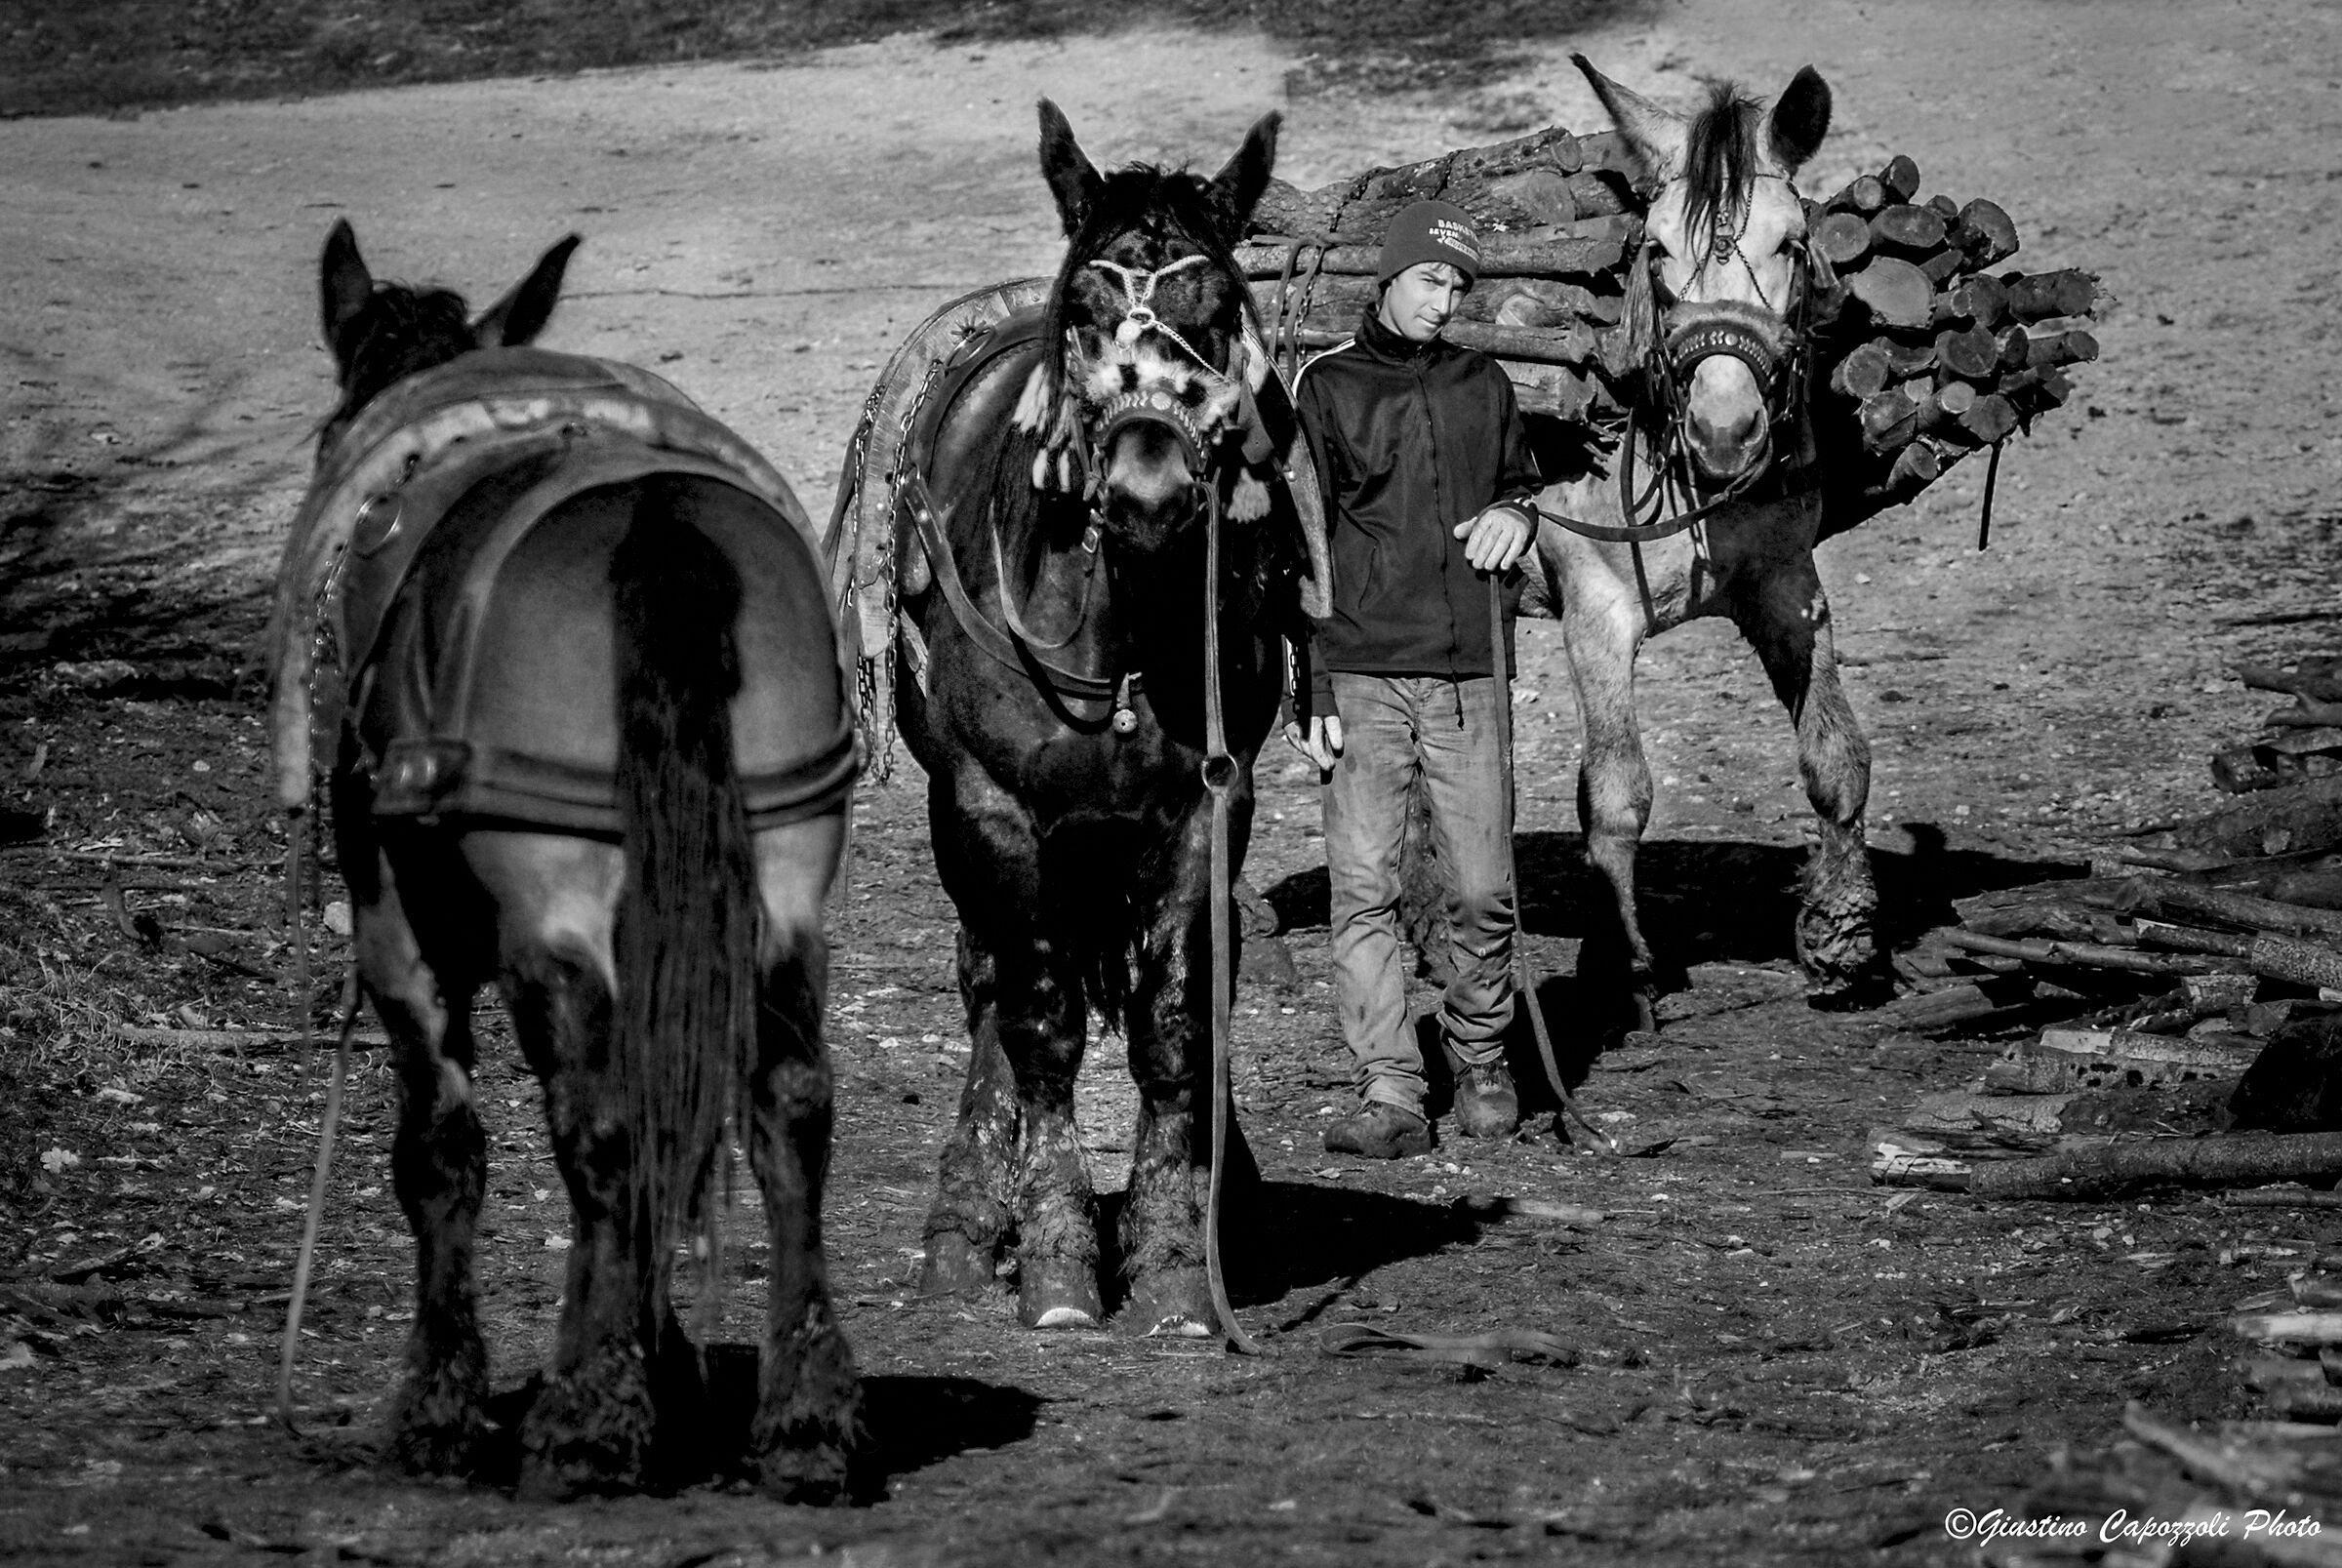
1454, 503, 1535, 573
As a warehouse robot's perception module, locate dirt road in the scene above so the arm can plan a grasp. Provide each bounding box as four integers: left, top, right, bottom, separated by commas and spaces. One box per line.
5, 2, 2342, 1562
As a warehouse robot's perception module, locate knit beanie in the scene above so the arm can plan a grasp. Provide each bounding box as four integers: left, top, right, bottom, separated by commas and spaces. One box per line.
1376, 200, 1482, 289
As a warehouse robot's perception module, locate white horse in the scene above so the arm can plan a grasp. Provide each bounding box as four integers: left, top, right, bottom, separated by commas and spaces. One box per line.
1527, 57, 1886, 1024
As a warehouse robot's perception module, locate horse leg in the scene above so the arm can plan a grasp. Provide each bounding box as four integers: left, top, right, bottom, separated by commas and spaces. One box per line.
463, 833, 658, 1498
920, 773, 1098, 1327
356, 830, 492, 1475
743, 816, 862, 1503
1001, 929, 1098, 1328
917, 925, 1021, 1295
1735, 560, 1887, 1004
1116, 803, 1249, 1337
1564, 587, 1661, 1028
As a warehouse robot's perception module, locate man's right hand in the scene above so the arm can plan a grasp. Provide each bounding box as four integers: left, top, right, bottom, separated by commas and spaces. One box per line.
1283, 713, 1345, 772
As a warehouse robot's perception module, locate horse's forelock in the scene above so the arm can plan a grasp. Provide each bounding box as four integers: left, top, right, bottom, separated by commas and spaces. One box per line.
1679, 83, 1763, 257
1043, 163, 1248, 355
325, 282, 474, 435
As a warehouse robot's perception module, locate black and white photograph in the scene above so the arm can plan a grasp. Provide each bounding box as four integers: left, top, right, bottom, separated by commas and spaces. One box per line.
3, 2, 2340, 1561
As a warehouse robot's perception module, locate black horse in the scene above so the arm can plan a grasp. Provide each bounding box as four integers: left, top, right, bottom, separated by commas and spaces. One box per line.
290, 221, 861, 1498
885, 103, 1303, 1334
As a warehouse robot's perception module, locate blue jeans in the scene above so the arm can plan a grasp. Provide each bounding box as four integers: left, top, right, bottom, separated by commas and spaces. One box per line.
1322, 673, 1515, 1115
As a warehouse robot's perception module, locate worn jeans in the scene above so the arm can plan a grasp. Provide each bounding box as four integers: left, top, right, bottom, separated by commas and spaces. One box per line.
1323, 673, 1515, 1115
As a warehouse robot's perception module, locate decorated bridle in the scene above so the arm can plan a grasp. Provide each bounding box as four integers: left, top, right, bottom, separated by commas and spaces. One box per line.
1067, 248, 1279, 509
1553, 177, 1828, 546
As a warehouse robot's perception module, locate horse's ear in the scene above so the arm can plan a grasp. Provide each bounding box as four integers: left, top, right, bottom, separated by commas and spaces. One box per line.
471, 233, 580, 349
1208, 111, 1280, 235
319, 219, 374, 362
1572, 55, 1687, 180
1037, 98, 1104, 237
1765, 65, 1832, 174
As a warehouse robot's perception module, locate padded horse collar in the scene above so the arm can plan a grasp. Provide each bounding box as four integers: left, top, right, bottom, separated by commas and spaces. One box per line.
900, 311, 1129, 712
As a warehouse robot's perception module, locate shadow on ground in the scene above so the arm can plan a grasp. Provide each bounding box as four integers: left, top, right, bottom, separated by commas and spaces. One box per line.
1229, 1180, 1475, 1313
1264, 820, 2075, 964
462, 1351, 1045, 1498
1263, 820, 2081, 1084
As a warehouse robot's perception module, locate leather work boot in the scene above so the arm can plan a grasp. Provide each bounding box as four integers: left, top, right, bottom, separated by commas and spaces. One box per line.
1323, 1103, 1433, 1159
1452, 1061, 1519, 1141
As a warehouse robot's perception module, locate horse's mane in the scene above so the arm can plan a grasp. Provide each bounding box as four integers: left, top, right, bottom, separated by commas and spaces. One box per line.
324, 282, 474, 437
1680, 81, 1763, 256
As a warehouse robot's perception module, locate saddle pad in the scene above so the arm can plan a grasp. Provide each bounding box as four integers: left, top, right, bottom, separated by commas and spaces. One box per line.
270, 346, 837, 809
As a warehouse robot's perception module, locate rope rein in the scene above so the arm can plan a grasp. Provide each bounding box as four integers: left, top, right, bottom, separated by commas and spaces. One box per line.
1485, 569, 1617, 1154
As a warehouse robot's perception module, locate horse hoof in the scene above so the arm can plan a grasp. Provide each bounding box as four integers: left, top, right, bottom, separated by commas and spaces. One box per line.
385, 1406, 492, 1478
1118, 1268, 1214, 1339
384, 1362, 492, 1476
919, 1230, 999, 1296
755, 1440, 855, 1506
1018, 1262, 1103, 1330
516, 1348, 657, 1498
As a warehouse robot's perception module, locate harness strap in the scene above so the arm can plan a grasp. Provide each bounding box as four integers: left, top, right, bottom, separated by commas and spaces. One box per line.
1197, 484, 1261, 1357
900, 463, 1122, 705
1535, 458, 1822, 546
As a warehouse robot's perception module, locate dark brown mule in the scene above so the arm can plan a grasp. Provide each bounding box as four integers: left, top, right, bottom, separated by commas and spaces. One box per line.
1529, 59, 1890, 1020
301, 221, 860, 1499
889, 103, 1303, 1334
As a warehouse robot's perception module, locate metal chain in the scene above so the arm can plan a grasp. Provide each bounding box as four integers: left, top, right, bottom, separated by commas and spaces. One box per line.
858, 325, 980, 783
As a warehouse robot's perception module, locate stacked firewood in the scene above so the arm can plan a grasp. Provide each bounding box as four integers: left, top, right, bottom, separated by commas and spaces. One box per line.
1870, 855, 2342, 1199
1237, 129, 2100, 529
1238, 125, 1640, 422
2211, 660, 2342, 795
1805, 152, 2104, 513
1881, 864, 2342, 1040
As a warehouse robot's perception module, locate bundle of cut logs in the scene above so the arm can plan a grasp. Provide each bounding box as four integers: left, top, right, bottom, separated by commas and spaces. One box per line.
1239, 129, 2102, 527
2212, 659, 2342, 795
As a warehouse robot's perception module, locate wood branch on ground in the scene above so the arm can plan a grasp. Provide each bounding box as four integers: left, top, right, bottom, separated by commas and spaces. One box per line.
1982, 1027, 2265, 1094
2131, 776, 2342, 861
1939, 926, 2240, 978
1904, 1089, 2072, 1137
2126, 880, 2342, 941
1875, 1131, 2342, 1200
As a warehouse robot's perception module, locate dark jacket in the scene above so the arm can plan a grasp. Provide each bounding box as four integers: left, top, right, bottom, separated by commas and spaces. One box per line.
1292, 306, 1542, 710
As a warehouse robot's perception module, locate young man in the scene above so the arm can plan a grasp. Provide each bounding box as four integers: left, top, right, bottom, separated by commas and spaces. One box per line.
1286, 200, 1544, 1159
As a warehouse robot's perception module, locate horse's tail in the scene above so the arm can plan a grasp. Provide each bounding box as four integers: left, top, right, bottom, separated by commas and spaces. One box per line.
609, 474, 758, 1304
